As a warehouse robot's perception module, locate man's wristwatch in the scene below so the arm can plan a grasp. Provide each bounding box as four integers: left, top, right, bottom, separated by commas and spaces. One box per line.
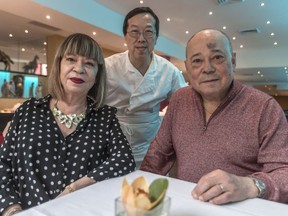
250, 177, 266, 198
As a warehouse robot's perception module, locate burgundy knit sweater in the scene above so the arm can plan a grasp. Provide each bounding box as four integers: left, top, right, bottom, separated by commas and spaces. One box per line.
141, 81, 288, 203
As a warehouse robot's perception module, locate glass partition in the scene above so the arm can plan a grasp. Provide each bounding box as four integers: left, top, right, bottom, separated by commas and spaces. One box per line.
0, 70, 45, 99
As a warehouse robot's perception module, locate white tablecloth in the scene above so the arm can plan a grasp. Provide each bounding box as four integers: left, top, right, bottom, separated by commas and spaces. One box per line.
17, 170, 288, 216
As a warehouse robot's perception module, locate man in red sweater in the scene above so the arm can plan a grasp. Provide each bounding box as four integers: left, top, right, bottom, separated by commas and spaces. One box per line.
140, 29, 288, 204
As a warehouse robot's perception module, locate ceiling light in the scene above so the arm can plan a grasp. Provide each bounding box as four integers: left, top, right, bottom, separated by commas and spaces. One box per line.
270, 33, 275, 36
185, 31, 189, 34
166, 18, 171, 22
222, 26, 226, 30
261, 74, 264, 77
284, 67, 287, 70
232, 37, 236, 40
21, 48, 25, 52
240, 45, 243, 48
266, 21, 270, 24
9, 34, 13, 37
46, 15, 51, 19
140, 0, 144, 4
209, 11, 213, 15
25, 30, 29, 33
261, 2, 265, 6
43, 42, 47, 45
124, 43, 127, 47
274, 42, 278, 45
257, 71, 261, 74
93, 32, 97, 35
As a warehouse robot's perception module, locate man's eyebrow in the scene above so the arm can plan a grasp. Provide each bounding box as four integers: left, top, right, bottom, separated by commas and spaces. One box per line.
190, 53, 201, 59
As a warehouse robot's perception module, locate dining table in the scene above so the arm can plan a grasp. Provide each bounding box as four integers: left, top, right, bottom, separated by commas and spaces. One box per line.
17, 170, 288, 216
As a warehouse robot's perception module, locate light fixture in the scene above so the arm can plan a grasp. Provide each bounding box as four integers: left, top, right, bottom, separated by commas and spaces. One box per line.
166, 18, 171, 22
222, 26, 226, 30
46, 15, 51, 19
270, 33, 274, 36
266, 21, 270, 24
240, 45, 243, 48
9, 34, 13, 37
209, 11, 213, 15
140, 0, 144, 4
25, 30, 29, 33
43, 42, 47, 45
274, 42, 278, 45
261, 2, 265, 6
232, 37, 236, 40
21, 48, 25, 52
93, 32, 97, 35
185, 31, 189, 34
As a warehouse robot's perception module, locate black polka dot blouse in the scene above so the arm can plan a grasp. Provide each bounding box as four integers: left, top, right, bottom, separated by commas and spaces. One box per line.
0, 95, 136, 212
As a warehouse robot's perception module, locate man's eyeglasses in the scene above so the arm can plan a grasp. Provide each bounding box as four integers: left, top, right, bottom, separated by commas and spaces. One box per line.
127, 30, 155, 38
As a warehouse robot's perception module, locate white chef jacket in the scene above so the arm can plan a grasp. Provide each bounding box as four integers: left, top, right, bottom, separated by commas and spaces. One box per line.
105, 50, 187, 168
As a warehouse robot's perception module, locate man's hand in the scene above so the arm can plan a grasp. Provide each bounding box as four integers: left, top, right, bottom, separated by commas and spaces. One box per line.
191, 169, 259, 204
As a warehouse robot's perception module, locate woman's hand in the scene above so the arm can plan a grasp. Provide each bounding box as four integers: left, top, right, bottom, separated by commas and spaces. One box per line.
191, 169, 259, 204
57, 176, 96, 198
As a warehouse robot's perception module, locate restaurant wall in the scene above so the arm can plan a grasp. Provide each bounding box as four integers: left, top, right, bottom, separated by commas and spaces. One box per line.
274, 96, 288, 110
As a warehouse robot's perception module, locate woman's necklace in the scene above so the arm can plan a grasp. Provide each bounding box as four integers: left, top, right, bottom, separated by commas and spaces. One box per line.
52, 100, 86, 129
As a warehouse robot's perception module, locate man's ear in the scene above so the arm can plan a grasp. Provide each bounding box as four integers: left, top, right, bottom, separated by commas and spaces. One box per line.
232, 52, 236, 70
184, 60, 189, 71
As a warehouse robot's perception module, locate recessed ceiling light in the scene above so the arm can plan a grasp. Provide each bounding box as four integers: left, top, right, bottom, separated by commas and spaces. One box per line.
43, 42, 47, 45
257, 71, 261, 74
209, 11, 213, 15
166, 18, 171, 22
261, 2, 265, 6
274, 42, 278, 45
270, 33, 275, 36
222, 26, 226, 30
124, 43, 127, 47
25, 30, 29, 33
46, 15, 51, 20
284, 67, 287, 70
21, 48, 25, 52
9, 34, 13, 37
240, 45, 243, 48
185, 31, 189, 34
266, 21, 270, 24
232, 37, 236, 40
93, 32, 96, 35
261, 74, 264, 77
140, 0, 144, 4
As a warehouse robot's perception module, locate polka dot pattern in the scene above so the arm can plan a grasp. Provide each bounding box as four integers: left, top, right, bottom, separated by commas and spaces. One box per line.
0, 95, 136, 212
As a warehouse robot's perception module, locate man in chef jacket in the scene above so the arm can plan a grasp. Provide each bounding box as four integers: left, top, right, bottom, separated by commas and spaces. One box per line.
105, 7, 187, 168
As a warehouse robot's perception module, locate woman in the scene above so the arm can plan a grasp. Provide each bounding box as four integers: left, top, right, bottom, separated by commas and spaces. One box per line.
0, 33, 136, 215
